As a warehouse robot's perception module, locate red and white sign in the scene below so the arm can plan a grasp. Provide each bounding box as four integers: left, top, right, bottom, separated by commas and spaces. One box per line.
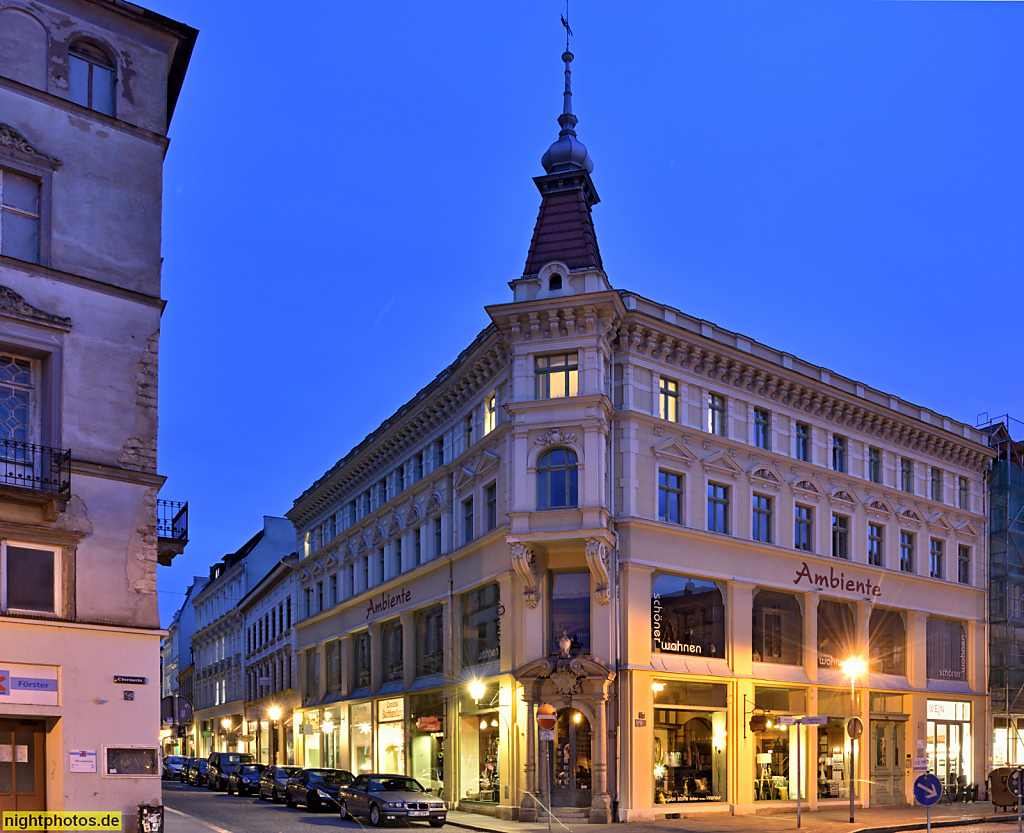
536, 704, 557, 730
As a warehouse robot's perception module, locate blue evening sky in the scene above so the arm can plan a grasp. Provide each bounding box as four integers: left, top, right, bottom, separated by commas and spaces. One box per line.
150, 1, 1024, 626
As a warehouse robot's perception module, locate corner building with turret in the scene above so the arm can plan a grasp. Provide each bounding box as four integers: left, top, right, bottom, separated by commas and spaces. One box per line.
286, 48, 991, 821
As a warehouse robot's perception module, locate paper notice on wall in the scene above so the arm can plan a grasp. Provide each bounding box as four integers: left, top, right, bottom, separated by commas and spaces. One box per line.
15, 745, 28, 763
0, 745, 11, 762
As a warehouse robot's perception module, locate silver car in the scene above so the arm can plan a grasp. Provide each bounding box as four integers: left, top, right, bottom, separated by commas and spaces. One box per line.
338, 773, 446, 827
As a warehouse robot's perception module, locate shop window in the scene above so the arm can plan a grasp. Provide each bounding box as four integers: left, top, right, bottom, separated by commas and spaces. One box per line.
409, 692, 445, 796
926, 619, 966, 682
459, 700, 500, 803
462, 583, 500, 668
817, 600, 855, 669
752, 590, 802, 665
350, 701, 373, 775
415, 604, 444, 677
651, 574, 724, 659
550, 572, 590, 656
381, 619, 403, 683
816, 718, 854, 799
104, 747, 158, 776
325, 639, 342, 693
869, 608, 906, 676
352, 632, 371, 690
377, 698, 406, 773
652, 682, 728, 802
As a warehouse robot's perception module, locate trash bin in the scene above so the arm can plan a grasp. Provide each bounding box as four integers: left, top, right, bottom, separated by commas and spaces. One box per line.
138, 804, 164, 833
988, 768, 1016, 812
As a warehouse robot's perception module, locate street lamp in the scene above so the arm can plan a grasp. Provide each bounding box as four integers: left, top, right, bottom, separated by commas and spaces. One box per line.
840, 657, 866, 823
468, 679, 486, 703
268, 706, 282, 766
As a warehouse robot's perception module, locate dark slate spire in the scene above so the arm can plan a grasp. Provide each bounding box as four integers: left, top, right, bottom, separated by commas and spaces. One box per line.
524, 48, 603, 277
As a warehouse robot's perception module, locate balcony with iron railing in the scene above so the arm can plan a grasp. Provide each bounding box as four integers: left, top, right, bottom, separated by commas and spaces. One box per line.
158, 499, 189, 566
0, 438, 71, 518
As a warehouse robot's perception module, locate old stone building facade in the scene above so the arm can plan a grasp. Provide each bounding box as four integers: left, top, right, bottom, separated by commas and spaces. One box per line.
280, 47, 990, 822
0, 0, 194, 817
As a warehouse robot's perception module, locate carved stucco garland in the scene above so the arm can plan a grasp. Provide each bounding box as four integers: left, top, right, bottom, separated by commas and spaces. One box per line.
535, 428, 576, 447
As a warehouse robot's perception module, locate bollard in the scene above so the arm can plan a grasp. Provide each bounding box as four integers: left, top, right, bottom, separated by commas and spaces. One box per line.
138, 804, 164, 833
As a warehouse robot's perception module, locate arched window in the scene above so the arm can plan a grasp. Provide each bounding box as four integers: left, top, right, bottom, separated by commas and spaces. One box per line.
548, 274, 562, 291
68, 41, 114, 116
537, 448, 578, 509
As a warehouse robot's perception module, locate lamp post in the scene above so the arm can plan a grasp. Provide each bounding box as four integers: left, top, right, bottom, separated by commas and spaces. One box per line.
840, 657, 866, 823
268, 706, 282, 766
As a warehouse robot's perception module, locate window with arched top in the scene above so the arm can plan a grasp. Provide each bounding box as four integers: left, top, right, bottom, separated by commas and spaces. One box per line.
548, 274, 562, 291
68, 41, 114, 116
537, 447, 578, 509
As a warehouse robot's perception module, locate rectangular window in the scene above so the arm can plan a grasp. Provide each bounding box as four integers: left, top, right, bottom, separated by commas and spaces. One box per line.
550, 572, 591, 656
414, 453, 424, 481
303, 587, 312, 618
832, 435, 847, 473
706, 483, 729, 534
378, 548, 385, 583
329, 574, 337, 607
376, 479, 387, 507
0, 169, 40, 264
325, 639, 342, 692
658, 470, 683, 524
415, 604, 444, 677
413, 528, 422, 566
433, 517, 442, 558
305, 646, 319, 697
462, 497, 474, 544
795, 505, 813, 552
900, 531, 914, 573
659, 378, 679, 422
868, 523, 884, 567
1, 542, 58, 614
929, 539, 944, 578
286, 597, 291, 628
930, 467, 942, 502
352, 632, 371, 689
752, 494, 773, 543
434, 438, 445, 468
485, 393, 497, 434
316, 581, 324, 612
832, 515, 849, 560
958, 545, 971, 584
381, 619, 403, 683
707, 393, 727, 437
464, 414, 474, 449
958, 476, 969, 510
485, 483, 497, 531
795, 422, 810, 462
868, 447, 882, 484
362, 555, 369, 589
348, 563, 355, 596
535, 353, 579, 399
395, 539, 403, 573
754, 408, 771, 450
900, 458, 914, 493
462, 583, 500, 667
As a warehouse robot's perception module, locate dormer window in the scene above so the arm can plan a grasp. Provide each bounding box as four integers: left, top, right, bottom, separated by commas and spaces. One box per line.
549, 274, 562, 291
68, 41, 115, 116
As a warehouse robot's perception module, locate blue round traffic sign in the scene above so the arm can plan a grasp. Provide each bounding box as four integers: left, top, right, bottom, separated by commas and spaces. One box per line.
914, 773, 942, 806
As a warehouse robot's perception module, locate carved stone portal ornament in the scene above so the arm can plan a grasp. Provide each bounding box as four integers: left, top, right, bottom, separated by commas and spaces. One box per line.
0, 123, 61, 168
510, 542, 538, 609
585, 538, 611, 606
534, 428, 576, 447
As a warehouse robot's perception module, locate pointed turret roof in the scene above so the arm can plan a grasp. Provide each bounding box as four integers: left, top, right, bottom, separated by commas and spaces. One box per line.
523, 49, 603, 276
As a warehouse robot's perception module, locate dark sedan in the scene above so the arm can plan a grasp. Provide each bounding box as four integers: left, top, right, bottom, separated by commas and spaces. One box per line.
227, 763, 266, 796
187, 759, 209, 787
179, 757, 197, 783
163, 755, 186, 780
259, 765, 300, 802
285, 767, 354, 812
338, 773, 446, 827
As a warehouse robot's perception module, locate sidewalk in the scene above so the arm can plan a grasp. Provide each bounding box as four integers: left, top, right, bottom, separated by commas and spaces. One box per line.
163, 802, 1019, 833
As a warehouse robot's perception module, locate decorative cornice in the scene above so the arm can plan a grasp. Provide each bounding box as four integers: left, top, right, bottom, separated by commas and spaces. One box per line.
510, 541, 538, 609
0, 123, 60, 169
0, 285, 72, 330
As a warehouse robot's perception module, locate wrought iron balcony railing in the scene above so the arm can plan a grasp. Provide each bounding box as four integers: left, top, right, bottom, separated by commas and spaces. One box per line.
158, 499, 189, 543
0, 439, 71, 495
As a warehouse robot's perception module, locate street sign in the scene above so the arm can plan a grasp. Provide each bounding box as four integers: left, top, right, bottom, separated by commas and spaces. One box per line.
848, 717, 864, 739
1009, 769, 1024, 798
777, 716, 798, 726
803, 715, 828, 726
539, 729, 554, 742
914, 773, 942, 806
536, 704, 557, 730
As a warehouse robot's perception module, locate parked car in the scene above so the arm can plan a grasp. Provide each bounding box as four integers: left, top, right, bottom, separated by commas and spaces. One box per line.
338, 773, 446, 827
259, 765, 300, 802
227, 763, 266, 796
179, 757, 196, 783
163, 755, 186, 780
208, 751, 256, 791
187, 759, 209, 787
285, 767, 354, 812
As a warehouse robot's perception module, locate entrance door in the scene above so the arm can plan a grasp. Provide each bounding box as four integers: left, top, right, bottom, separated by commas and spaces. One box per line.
928, 720, 968, 788
0, 719, 45, 812
869, 720, 905, 805
551, 709, 591, 808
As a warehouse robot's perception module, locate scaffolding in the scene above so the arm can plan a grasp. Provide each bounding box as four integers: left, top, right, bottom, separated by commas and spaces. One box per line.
979, 414, 1024, 765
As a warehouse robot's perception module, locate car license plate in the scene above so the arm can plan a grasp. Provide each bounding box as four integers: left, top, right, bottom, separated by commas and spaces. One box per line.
408, 811, 428, 817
